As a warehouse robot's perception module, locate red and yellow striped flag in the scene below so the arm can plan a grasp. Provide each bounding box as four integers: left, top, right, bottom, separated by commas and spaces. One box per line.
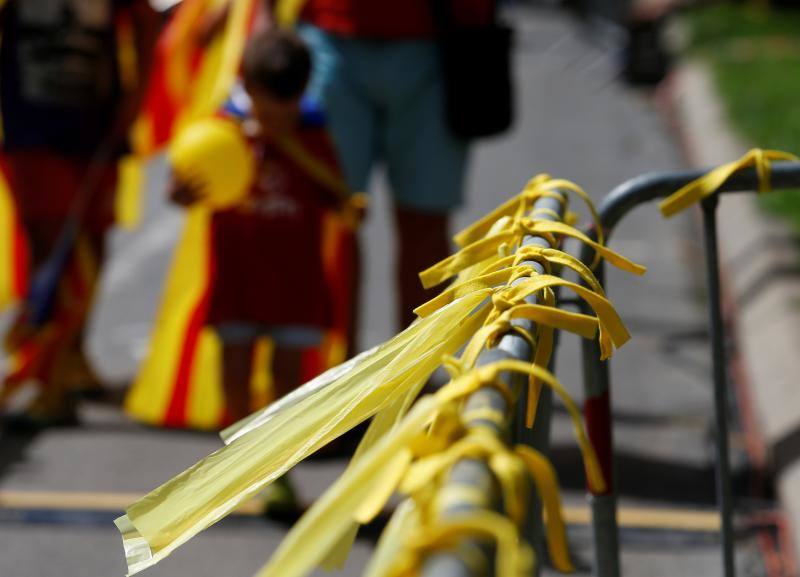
0, 161, 28, 312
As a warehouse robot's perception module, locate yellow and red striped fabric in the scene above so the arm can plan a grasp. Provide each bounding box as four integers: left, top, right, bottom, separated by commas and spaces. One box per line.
1, 234, 99, 405
117, 0, 260, 227
0, 162, 28, 313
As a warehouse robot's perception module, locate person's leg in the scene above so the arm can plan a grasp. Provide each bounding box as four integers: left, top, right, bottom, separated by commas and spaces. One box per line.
259, 340, 308, 516
380, 41, 469, 329
271, 345, 304, 399
392, 206, 451, 329
220, 336, 256, 424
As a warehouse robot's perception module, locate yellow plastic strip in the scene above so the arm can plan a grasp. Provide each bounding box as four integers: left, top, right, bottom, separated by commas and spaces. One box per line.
453, 175, 565, 248
421, 218, 644, 290
437, 360, 605, 493
118, 292, 490, 575
659, 148, 799, 217
395, 512, 534, 577
414, 270, 509, 318
115, 155, 145, 230
515, 446, 574, 572
362, 501, 419, 577
523, 220, 646, 276
493, 275, 629, 353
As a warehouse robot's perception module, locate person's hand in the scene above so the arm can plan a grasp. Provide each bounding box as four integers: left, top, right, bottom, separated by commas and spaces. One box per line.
168, 175, 205, 207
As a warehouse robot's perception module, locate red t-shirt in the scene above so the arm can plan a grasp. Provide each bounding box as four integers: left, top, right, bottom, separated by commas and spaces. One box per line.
207, 126, 342, 329
300, 0, 495, 39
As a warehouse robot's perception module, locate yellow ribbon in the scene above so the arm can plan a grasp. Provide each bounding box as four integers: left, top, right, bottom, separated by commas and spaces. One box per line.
454, 175, 603, 250
436, 360, 605, 493
384, 512, 535, 577
420, 217, 644, 290
416, 270, 629, 361
116, 172, 643, 577
659, 148, 799, 217
471, 244, 606, 296
399, 428, 574, 572
253, 359, 603, 577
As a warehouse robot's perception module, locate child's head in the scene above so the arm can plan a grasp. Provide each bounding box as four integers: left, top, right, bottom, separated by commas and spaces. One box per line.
242, 29, 311, 136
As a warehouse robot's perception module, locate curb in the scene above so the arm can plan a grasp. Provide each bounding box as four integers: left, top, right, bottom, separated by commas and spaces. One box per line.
668, 61, 800, 561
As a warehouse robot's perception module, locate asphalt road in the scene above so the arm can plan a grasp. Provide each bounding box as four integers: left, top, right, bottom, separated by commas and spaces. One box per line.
0, 6, 778, 577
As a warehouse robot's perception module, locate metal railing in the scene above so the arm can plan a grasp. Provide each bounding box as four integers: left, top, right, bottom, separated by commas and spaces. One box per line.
419, 192, 567, 576
578, 161, 800, 577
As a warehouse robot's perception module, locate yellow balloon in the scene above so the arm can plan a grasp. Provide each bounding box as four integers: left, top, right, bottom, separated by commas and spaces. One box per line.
169, 117, 255, 209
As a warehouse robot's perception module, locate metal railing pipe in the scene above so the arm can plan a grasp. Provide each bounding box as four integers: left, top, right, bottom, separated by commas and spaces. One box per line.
577, 161, 800, 577
420, 191, 568, 577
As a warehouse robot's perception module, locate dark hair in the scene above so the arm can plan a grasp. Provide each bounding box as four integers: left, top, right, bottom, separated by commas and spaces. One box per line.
242, 29, 311, 100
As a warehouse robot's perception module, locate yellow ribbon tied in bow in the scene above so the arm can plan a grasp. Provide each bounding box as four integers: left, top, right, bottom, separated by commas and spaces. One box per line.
660, 148, 799, 217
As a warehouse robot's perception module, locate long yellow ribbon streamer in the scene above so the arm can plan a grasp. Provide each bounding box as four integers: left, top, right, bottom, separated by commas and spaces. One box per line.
254, 359, 603, 577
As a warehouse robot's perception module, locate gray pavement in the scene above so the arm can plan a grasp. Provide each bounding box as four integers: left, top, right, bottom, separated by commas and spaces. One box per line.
0, 6, 777, 577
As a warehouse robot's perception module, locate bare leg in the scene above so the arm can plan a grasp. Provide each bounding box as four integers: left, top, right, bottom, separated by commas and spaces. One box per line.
261, 345, 304, 515
393, 203, 451, 330
272, 346, 304, 399
222, 341, 254, 423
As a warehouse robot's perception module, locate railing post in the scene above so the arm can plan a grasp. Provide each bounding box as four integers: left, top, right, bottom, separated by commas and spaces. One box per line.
580, 259, 621, 577
701, 195, 736, 577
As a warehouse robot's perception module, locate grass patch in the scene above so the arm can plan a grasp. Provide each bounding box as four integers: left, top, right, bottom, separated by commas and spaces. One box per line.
686, 3, 800, 46
683, 2, 800, 231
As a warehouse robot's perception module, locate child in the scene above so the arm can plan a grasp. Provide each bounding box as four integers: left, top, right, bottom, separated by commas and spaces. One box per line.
170, 29, 349, 427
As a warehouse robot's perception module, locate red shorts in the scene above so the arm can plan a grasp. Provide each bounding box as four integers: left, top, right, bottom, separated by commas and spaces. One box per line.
206, 207, 335, 330
3, 149, 117, 240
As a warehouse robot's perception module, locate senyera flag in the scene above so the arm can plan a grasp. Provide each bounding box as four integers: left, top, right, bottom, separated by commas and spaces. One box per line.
0, 161, 28, 313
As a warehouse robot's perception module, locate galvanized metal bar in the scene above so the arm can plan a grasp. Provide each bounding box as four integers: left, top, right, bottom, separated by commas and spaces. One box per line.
420, 384, 509, 576
702, 196, 736, 577
592, 161, 800, 236
578, 258, 620, 577
578, 161, 800, 577
421, 191, 567, 577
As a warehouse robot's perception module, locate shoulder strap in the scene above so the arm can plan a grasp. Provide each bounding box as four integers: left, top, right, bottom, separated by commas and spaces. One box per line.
273, 132, 350, 200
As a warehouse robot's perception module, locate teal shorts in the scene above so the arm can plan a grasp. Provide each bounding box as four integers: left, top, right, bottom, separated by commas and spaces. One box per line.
214, 323, 324, 348
298, 23, 469, 214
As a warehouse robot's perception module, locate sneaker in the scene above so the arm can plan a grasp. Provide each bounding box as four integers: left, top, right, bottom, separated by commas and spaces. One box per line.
260, 475, 300, 522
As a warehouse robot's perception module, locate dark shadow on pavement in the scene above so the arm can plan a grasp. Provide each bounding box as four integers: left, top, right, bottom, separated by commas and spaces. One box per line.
548, 446, 771, 505
0, 426, 41, 482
